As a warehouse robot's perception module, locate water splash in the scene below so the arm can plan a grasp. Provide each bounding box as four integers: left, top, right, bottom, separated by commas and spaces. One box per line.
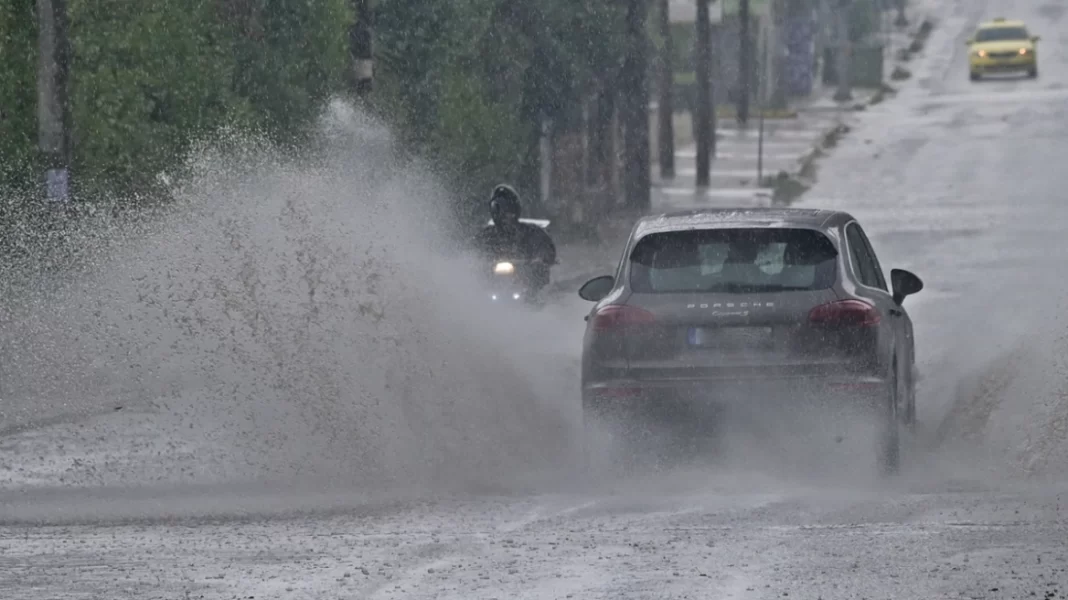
0, 99, 579, 492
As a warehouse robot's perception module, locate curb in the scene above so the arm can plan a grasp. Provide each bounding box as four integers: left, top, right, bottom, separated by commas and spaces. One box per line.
715, 106, 798, 120
766, 13, 935, 206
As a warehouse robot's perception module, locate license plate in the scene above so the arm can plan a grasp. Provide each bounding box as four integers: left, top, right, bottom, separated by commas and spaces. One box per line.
688, 326, 773, 349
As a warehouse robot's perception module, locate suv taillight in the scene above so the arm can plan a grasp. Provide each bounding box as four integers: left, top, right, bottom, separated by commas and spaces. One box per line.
808, 299, 880, 327
591, 305, 656, 331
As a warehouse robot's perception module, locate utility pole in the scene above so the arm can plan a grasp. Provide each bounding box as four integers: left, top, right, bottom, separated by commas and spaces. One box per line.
737, 0, 751, 125
833, 0, 852, 102
36, 0, 72, 203
657, 0, 675, 179
694, 0, 714, 187
767, 0, 787, 110
757, 33, 768, 185
621, 0, 651, 211
349, 0, 374, 98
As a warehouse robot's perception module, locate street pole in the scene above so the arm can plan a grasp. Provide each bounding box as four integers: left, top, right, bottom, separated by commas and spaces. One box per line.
349, 0, 374, 98
757, 33, 768, 186
738, 0, 751, 125
833, 0, 852, 102
694, 0, 713, 187
657, 0, 676, 179
621, 0, 652, 210
36, 0, 72, 204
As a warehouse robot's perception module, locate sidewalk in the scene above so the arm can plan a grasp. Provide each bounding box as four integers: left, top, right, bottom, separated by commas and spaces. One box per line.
550, 0, 939, 294
651, 86, 870, 213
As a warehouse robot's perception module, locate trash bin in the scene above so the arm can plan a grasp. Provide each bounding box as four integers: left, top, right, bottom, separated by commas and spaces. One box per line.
822, 42, 885, 87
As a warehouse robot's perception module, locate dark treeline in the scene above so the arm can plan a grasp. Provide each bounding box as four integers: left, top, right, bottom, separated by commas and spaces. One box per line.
0, 0, 632, 230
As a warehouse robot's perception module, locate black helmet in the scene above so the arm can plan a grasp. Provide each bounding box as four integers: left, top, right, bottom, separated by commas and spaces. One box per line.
489, 184, 521, 224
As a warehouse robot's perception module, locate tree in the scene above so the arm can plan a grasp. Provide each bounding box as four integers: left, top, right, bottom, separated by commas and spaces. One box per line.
737, 0, 750, 125
349, 0, 374, 98
36, 0, 73, 202
694, 0, 714, 187
656, 0, 675, 179
0, 0, 38, 189
833, 0, 852, 102
620, 0, 651, 211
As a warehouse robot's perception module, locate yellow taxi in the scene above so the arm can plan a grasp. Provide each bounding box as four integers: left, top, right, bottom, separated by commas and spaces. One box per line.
967, 18, 1039, 81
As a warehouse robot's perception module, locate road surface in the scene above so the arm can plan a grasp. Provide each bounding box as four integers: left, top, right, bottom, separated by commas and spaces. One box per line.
4, 0, 1068, 598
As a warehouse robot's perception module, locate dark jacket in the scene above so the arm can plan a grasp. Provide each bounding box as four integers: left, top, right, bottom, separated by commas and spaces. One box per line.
472, 223, 557, 265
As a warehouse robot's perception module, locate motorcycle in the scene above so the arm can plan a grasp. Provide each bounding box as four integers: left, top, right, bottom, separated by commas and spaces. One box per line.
486, 258, 546, 305
476, 218, 555, 306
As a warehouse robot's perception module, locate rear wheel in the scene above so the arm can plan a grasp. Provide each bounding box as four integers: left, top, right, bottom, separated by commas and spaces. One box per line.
904, 371, 917, 435
878, 373, 902, 476
969, 70, 981, 81
1027, 67, 1038, 78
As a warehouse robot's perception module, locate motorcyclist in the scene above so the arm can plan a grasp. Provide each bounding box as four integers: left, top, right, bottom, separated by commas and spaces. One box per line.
472, 184, 557, 293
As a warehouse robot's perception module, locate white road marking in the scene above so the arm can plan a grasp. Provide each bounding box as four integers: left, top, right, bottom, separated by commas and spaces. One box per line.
675, 149, 809, 160
659, 187, 774, 198
671, 167, 793, 178
717, 128, 823, 139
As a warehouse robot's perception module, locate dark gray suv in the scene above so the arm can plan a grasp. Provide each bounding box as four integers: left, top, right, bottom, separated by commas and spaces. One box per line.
577, 208, 923, 474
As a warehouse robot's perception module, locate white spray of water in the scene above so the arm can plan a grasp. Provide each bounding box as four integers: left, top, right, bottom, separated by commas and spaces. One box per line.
0, 100, 584, 493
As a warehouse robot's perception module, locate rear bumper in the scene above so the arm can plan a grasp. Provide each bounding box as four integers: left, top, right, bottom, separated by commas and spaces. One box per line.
583, 374, 889, 416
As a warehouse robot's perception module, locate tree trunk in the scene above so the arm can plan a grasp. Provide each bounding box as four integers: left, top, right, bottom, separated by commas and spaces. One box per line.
621, 0, 651, 211
694, 0, 714, 187
538, 114, 553, 216
738, 0, 751, 125
609, 93, 622, 206
349, 0, 374, 98
657, 0, 675, 179
833, 0, 852, 102
36, 0, 72, 203
767, 0, 788, 110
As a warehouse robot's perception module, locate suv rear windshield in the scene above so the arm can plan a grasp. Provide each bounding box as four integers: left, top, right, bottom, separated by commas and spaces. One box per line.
629, 228, 838, 294
975, 26, 1029, 42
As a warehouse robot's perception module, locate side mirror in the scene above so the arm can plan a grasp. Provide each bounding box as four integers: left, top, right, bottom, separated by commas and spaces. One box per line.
1032, 35, 1040, 42
965, 38, 974, 45
890, 268, 923, 305
578, 275, 615, 302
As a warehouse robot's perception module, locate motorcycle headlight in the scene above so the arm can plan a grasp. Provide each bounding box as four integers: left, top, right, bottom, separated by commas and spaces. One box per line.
494, 262, 515, 275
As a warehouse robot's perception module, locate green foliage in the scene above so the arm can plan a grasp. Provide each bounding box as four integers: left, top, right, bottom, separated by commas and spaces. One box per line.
0, 0, 38, 189
374, 0, 629, 224
2, 0, 629, 232
2, 0, 352, 200
226, 0, 352, 138
68, 0, 240, 195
